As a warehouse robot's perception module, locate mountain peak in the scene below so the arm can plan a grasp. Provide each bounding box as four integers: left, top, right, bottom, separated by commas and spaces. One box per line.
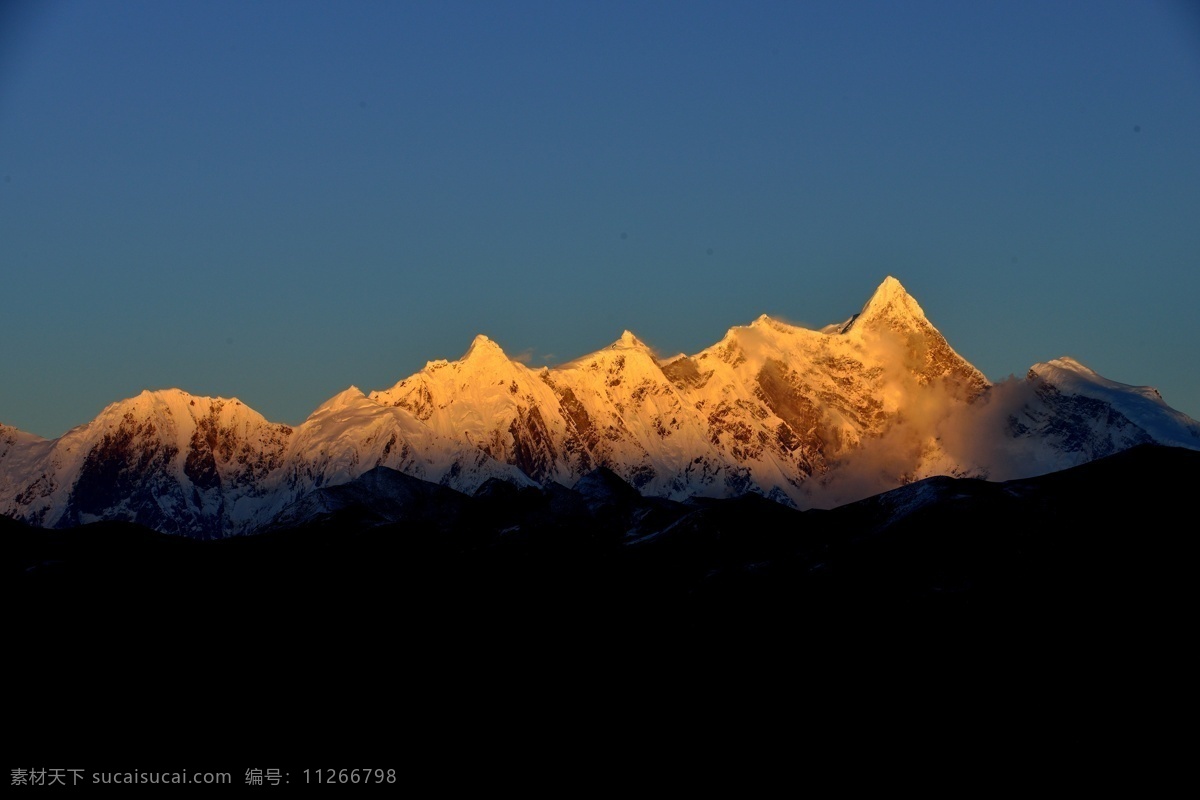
1031, 356, 1168, 404
610, 330, 649, 351
1027, 357, 1199, 446
1040, 356, 1094, 377
312, 386, 370, 415
138, 387, 191, 401
120, 388, 239, 413
842, 276, 928, 334
749, 313, 799, 335
462, 334, 508, 362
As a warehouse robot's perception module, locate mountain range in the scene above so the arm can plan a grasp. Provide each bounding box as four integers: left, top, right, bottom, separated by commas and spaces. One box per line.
2, 276, 1197, 537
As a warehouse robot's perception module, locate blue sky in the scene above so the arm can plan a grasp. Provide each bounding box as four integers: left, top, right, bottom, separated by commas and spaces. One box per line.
2, 0, 1198, 438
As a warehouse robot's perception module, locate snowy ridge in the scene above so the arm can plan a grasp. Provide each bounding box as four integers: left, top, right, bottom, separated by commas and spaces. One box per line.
2, 276, 1197, 536
0, 389, 291, 534
1028, 358, 1200, 448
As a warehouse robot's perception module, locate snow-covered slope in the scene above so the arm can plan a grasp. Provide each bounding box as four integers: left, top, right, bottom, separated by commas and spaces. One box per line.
1002, 357, 1200, 473
2, 277, 1196, 535
0, 390, 291, 536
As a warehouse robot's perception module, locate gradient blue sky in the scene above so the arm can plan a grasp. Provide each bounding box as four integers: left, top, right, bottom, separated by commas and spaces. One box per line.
2, 0, 1198, 438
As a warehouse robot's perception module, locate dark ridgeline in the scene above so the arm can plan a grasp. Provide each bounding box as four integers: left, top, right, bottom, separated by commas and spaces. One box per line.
8, 444, 1193, 773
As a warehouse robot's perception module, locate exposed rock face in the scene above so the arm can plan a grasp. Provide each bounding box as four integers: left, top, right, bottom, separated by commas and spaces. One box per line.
2, 278, 1196, 536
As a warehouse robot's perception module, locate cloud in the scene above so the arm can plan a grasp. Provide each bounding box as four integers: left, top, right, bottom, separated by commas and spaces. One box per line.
512, 349, 556, 366
795, 329, 1051, 509
796, 367, 1075, 509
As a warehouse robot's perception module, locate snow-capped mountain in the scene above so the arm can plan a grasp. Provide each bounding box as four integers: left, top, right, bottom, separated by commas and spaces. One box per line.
2, 277, 1196, 535
1002, 356, 1200, 474
0, 390, 292, 536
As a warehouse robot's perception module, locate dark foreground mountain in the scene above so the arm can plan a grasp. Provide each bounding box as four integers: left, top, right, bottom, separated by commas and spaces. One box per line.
11, 444, 1193, 773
